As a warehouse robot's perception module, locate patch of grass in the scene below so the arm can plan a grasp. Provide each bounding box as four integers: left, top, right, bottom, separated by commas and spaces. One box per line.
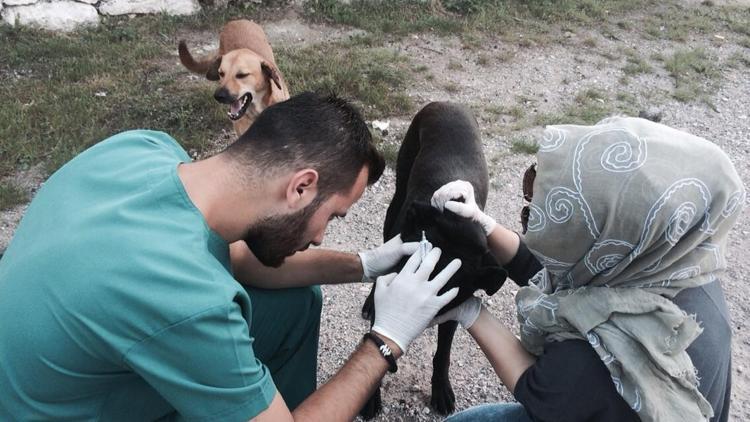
447, 60, 464, 70
444, 82, 460, 93
616, 92, 638, 107
496, 50, 513, 63
582, 36, 597, 48
461, 32, 484, 50
276, 43, 413, 118
739, 37, 750, 49
640, 3, 749, 42
0, 182, 28, 211
476, 54, 490, 66
727, 52, 750, 68
304, 0, 653, 39
0, 22, 226, 179
304, 0, 465, 36
622, 54, 653, 76
663, 48, 719, 104
510, 137, 539, 155
414, 64, 430, 73
599, 50, 619, 61
575, 88, 607, 103
533, 87, 612, 126
485, 104, 524, 119
650, 52, 665, 62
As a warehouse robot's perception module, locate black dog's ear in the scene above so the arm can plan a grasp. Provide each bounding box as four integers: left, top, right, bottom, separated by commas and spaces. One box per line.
474, 251, 506, 295
405, 201, 439, 234
411, 200, 438, 218
476, 265, 508, 296
206, 56, 222, 81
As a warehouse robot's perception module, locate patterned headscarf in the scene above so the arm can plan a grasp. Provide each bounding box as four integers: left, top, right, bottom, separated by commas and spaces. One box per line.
516, 116, 745, 422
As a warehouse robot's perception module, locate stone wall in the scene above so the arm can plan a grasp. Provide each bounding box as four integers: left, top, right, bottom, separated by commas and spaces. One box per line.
0, 0, 201, 32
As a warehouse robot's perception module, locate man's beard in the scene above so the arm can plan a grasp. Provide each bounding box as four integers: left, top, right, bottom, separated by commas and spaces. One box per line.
242, 197, 324, 268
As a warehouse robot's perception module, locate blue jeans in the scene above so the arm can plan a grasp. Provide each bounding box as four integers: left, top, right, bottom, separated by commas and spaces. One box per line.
444, 403, 532, 422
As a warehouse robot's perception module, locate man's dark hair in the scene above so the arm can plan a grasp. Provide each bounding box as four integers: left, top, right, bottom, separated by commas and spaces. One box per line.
223, 92, 385, 198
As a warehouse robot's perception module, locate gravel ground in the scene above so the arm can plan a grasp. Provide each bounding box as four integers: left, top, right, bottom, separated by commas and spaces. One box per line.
1, 5, 748, 421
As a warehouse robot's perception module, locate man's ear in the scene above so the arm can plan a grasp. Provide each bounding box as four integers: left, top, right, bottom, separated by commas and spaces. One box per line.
206, 56, 222, 81
286, 169, 319, 208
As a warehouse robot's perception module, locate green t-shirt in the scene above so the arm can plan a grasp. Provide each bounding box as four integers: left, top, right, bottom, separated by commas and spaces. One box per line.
0, 130, 276, 421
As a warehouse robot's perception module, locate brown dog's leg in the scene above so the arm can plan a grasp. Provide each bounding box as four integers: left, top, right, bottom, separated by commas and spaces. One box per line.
431, 320, 459, 415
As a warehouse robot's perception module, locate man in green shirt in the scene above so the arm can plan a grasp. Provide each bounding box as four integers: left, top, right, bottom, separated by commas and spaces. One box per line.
0, 92, 461, 421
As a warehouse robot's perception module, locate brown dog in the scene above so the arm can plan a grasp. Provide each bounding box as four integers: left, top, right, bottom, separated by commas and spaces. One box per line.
179, 20, 290, 136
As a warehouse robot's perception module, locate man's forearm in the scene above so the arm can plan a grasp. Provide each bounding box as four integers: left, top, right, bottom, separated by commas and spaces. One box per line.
467, 306, 535, 393
292, 333, 401, 421
230, 242, 363, 288
486, 225, 521, 265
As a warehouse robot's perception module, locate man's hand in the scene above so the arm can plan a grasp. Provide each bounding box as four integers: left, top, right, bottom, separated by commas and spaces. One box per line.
358, 234, 421, 282
431, 180, 497, 236
371, 246, 462, 353
430, 296, 482, 329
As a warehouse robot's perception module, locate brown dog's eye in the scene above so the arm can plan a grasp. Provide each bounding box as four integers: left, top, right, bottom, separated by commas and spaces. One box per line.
236, 73, 249, 79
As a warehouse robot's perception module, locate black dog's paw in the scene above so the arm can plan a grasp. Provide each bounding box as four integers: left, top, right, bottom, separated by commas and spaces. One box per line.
430, 379, 456, 415
359, 388, 382, 420
361, 290, 375, 322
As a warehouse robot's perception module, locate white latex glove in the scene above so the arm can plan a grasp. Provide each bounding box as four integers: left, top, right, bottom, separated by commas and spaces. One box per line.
430, 180, 497, 236
372, 247, 462, 353
429, 296, 482, 329
358, 234, 421, 282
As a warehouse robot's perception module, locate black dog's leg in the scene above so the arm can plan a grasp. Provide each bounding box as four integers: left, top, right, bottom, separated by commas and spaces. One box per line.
361, 285, 376, 321
360, 284, 379, 418
359, 382, 382, 419
431, 320, 459, 415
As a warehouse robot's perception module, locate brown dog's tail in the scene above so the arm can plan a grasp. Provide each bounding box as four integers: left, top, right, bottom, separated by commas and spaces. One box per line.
178, 40, 214, 75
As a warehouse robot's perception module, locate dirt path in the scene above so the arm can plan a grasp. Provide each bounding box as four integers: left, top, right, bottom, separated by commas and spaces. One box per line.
1, 5, 748, 421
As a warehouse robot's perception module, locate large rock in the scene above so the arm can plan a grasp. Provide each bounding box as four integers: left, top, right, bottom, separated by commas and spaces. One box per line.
1, 1, 99, 32
99, 0, 200, 15
3, 0, 38, 6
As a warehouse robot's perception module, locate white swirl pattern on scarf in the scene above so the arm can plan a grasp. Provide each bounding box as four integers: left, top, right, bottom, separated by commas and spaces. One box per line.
584, 240, 635, 276
634, 178, 711, 256
526, 203, 546, 232
599, 129, 648, 172
539, 126, 568, 152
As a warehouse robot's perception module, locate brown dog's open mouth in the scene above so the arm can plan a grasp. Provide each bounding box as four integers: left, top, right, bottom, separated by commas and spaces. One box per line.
228, 93, 252, 121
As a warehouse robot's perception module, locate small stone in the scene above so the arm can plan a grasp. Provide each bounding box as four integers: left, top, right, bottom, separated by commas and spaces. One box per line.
738, 366, 744, 374
3, 0, 37, 6
2, 1, 99, 32
99, 0, 200, 16
422, 406, 430, 414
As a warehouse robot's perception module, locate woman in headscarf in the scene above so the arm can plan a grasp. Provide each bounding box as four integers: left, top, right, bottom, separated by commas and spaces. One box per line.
430, 116, 744, 422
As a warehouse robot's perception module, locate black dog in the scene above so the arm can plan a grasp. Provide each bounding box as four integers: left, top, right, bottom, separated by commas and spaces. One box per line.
361, 102, 507, 417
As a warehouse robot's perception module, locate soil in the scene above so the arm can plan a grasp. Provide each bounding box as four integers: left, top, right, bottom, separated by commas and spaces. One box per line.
1, 4, 748, 421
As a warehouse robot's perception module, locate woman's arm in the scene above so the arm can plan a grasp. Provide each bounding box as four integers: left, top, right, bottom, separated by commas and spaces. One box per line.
466, 305, 536, 393
486, 225, 521, 265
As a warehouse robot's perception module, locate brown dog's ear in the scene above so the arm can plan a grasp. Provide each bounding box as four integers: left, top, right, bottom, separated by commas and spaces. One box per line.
206, 56, 222, 81
261, 61, 283, 90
